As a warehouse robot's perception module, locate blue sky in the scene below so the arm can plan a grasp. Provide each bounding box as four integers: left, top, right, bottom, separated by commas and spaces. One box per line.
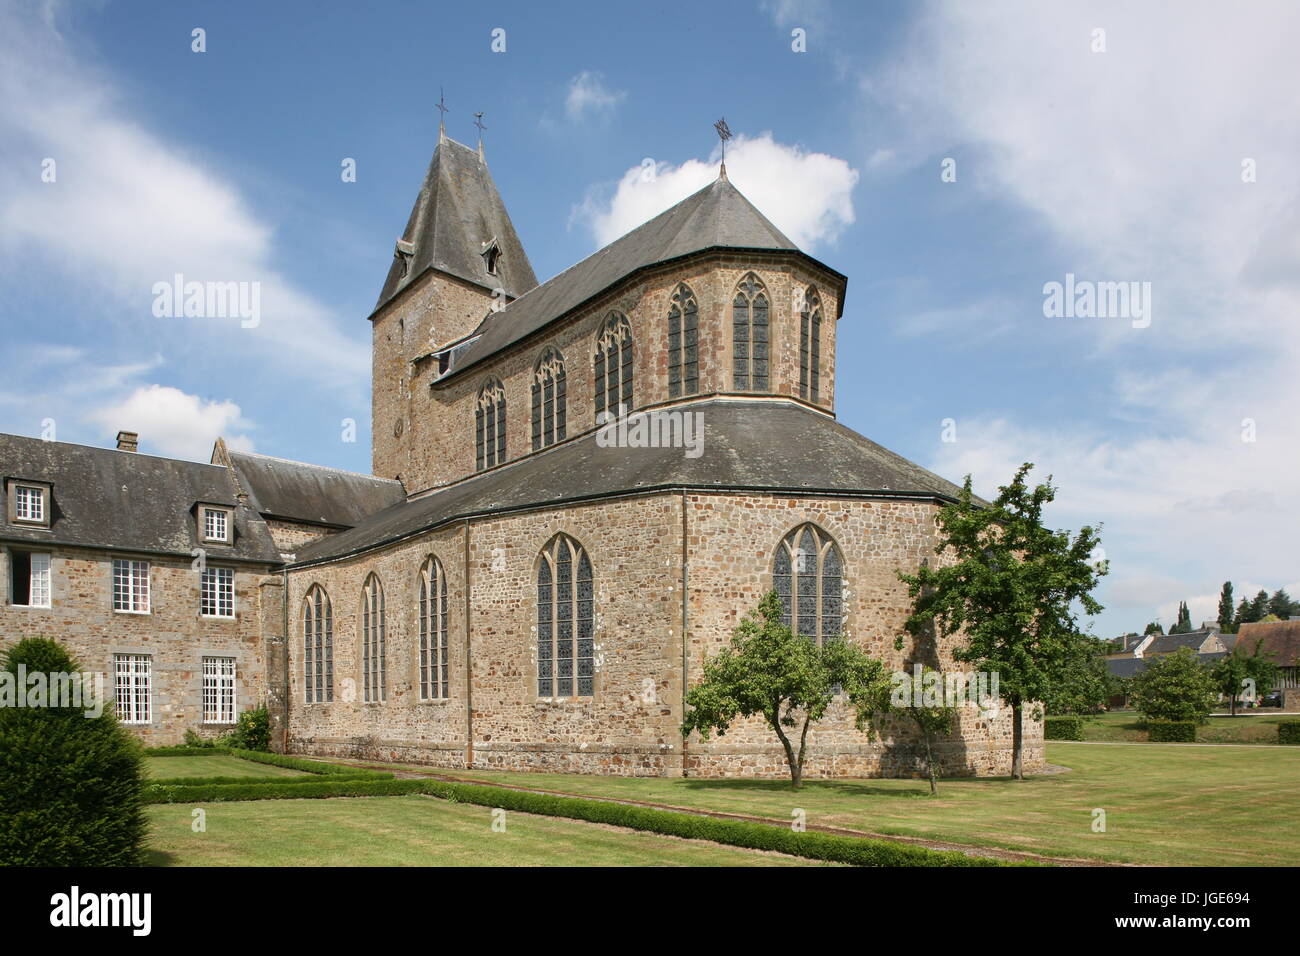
2, 0, 1298, 637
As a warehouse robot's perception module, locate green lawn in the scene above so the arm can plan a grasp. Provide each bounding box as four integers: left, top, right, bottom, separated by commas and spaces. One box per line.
391, 742, 1300, 866
145, 755, 308, 780
1079, 709, 1297, 744
145, 795, 833, 866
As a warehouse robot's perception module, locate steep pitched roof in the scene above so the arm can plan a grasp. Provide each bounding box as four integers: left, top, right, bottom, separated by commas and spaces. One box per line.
1234, 620, 1300, 666
224, 451, 405, 528
289, 399, 972, 567
0, 433, 279, 563
437, 176, 842, 382
1146, 628, 1222, 655
375, 135, 538, 311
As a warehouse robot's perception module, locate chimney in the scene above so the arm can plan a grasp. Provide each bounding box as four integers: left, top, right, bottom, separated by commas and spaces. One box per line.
116, 430, 139, 453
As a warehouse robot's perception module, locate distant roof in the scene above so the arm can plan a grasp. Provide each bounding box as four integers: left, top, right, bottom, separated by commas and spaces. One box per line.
1106, 651, 1226, 679
0, 433, 279, 563
375, 135, 538, 312
290, 399, 975, 567
1234, 620, 1300, 666
436, 176, 843, 383
226, 451, 405, 528
1146, 628, 1219, 655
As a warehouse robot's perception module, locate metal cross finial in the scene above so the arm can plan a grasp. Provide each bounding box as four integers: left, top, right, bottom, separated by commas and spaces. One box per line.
714, 117, 733, 175
436, 88, 450, 133
473, 111, 487, 134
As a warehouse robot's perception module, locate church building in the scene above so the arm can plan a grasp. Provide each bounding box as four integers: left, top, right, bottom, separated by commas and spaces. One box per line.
0, 127, 1042, 778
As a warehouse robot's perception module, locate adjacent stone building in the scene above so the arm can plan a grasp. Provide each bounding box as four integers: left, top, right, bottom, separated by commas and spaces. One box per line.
0, 129, 1041, 776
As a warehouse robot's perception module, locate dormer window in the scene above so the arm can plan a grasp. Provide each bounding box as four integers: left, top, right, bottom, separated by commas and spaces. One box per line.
481, 238, 501, 276
7, 481, 51, 528
198, 504, 234, 545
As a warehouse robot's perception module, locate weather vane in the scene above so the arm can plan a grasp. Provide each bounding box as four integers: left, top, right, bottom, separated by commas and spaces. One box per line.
473, 111, 487, 150
436, 88, 450, 134
714, 117, 732, 176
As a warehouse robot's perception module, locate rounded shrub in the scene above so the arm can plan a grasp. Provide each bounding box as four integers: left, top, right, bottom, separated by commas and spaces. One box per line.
1279, 721, 1300, 745
1147, 720, 1197, 743
0, 638, 147, 865
1044, 716, 1085, 741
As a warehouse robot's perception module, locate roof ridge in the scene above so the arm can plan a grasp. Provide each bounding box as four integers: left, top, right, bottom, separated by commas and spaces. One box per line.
0, 432, 225, 468
229, 449, 401, 482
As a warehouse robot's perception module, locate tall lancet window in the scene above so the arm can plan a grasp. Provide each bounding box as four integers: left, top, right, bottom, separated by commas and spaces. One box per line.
361, 574, 387, 702
530, 348, 567, 451
732, 273, 769, 391
799, 286, 823, 403
594, 313, 633, 421
475, 377, 507, 471
667, 283, 699, 398
302, 585, 333, 704
536, 534, 595, 698
772, 524, 844, 645
418, 557, 449, 700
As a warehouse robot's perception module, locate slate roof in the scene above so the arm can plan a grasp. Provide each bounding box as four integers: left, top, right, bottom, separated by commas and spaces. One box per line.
0, 433, 279, 563
375, 135, 538, 312
225, 451, 406, 528
1234, 620, 1300, 666
1146, 628, 1221, 655
289, 399, 974, 567
435, 175, 844, 383
1105, 651, 1227, 679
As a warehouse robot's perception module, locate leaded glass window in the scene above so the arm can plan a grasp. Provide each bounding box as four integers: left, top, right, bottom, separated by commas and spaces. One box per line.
530, 348, 567, 451
667, 283, 699, 398
418, 557, 450, 700
361, 574, 386, 703
537, 534, 595, 698
475, 378, 507, 471
594, 313, 633, 421
303, 585, 333, 703
732, 273, 769, 391
772, 524, 844, 645
799, 286, 823, 403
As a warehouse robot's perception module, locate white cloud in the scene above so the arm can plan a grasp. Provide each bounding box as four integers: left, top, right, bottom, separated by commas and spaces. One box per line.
85, 384, 254, 460
574, 132, 858, 250
564, 71, 626, 121
0, 3, 366, 384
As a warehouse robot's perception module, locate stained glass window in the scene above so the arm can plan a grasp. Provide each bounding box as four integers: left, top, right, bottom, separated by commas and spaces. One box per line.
303, 585, 333, 703
476, 378, 507, 470
772, 524, 844, 645
667, 283, 699, 398
530, 348, 567, 451
537, 535, 595, 698
732, 273, 769, 391
799, 286, 823, 403
419, 557, 450, 699
361, 574, 386, 703
594, 313, 633, 421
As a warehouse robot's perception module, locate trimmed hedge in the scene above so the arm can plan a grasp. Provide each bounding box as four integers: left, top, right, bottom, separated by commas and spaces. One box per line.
224, 749, 391, 778
145, 746, 231, 757
1279, 721, 1300, 745
1043, 716, 1085, 741
1147, 720, 1197, 742
147, 771, 383, 788
145, 773, 1019, 867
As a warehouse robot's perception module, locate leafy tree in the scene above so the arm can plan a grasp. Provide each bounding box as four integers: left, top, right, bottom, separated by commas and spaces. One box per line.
681, 592, 892, 789
1247, 589, 1270, 624
1217, 582, 1235, 633
1129, 648, 1219, 724
1268, 588, 1297, 620
0, 638, 146, 865
1212, 639, 1279, 715
1232, 597, 1250, 631
853, 665, 956, 796
1170, 601, 1193, 634
1143, 621, 1165, 636
898, 463, 1107, 780
1042, 634, 1116, 715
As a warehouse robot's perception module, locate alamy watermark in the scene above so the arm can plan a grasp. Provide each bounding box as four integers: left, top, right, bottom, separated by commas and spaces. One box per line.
152, 273, 261, 328
890, 666, 1001, 717
595, 404, 704, 459
0, 665, 104, 717
1042, 273, 1151, 329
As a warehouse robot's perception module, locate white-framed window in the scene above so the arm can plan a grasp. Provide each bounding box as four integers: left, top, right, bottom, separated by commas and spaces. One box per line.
200, 566, 234, 618
202, 656, 236, 724
14, 485, 44, 522
112, 559, 150, 613
9, 551, 51, 608
202, 507, 229, 543
114, 654, 152, 724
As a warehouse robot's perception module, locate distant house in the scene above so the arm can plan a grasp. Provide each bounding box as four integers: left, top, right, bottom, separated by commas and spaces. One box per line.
1104, 626, 1229, 707
1233, 620, 1300, 707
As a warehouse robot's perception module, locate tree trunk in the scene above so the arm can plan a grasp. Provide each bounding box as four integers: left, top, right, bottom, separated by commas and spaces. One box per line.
924, 731, 937, 796
1230, 693, 1237, 716
770, 705, 801, 790
1011, 704, 1024, 781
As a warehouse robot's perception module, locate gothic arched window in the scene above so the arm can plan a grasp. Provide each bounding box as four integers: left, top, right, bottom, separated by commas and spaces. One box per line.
418, 557, 449, 700
667, 283, 699, 398
799, 286, 823, 403
530, 348, 567, 451
594, 313, 633, 421
732, 273, 769, 391
772, 524, 844, 645
475, 377, 507, 470
536, 534, 595, 698
361, 574, 386, 702
303, 585, 333, 703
